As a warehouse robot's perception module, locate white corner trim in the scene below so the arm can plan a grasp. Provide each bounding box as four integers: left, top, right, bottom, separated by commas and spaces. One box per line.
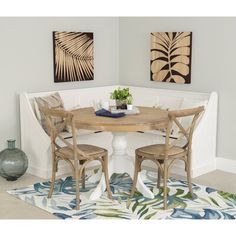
216, 157, 236, 174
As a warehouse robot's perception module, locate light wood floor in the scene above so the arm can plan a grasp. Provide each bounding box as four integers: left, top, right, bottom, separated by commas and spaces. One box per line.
0, 170, 236, 219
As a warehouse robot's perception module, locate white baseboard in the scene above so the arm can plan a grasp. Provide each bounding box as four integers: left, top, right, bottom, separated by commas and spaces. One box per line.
168, 162, 216, 178
143, 157, 236, 177
191, 162, 216, 177
142, 160, 216, 178
216, 157, 236, 174
28, 157, 236, 179
27, 163, 72, 179
27, 162, 100, 179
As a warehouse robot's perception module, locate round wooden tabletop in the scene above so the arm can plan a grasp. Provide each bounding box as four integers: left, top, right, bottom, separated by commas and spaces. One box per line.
72, 106, 169, 132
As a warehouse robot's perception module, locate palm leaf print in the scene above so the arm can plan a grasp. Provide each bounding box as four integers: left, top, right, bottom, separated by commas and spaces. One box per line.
53, 31, 94, 82
150, 32, 192, 84
8, 173, 236, 219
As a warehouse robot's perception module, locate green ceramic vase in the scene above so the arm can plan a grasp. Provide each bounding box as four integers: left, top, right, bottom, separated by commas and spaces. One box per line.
0, 139, 28, 181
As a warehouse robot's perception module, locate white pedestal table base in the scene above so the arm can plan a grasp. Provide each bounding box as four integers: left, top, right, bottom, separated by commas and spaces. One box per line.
89, 132, 155, 200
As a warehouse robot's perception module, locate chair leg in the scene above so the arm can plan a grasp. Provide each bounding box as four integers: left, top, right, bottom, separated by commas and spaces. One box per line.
48, 158, 57, 198
163, 160, 168, 210
130, 154, 140, 197
186, 157, 193, 196
103, 154, 112, 199
157, 167, 161, 188
82, 168, 86, 189
74, 159, 80, 210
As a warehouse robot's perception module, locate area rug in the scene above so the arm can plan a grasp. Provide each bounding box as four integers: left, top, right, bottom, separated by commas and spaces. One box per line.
7, 170, 236, 219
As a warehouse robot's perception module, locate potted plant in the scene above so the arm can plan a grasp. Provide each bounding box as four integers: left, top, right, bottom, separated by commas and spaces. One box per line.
126, 96, 133, 110
110, 87, 133, 110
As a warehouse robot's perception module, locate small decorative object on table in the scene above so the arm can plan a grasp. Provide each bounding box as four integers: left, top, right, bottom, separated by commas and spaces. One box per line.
126, 96, 133, 110
95, 108, 125, 118
110, 87, 133, 110
100, 100, 110, 110
0, 139, 28, 181
111, 106, 140, 115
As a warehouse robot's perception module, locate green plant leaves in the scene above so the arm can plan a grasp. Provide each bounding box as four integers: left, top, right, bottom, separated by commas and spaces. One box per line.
110, 87, 132, 102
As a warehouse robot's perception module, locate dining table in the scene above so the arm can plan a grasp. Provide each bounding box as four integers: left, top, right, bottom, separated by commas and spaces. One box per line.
72, 106, 169, 200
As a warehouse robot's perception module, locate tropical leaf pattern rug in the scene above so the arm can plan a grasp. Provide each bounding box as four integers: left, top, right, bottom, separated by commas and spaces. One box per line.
7, 170, 236, 219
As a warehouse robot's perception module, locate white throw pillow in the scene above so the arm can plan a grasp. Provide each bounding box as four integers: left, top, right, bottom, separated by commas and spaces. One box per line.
157, 95, 183, 111
179, 98, 207, 130
155, 96, 183, 138
158, 95, 183, 137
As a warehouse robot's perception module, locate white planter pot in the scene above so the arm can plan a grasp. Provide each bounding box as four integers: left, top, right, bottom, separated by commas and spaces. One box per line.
127, 104, 133, 110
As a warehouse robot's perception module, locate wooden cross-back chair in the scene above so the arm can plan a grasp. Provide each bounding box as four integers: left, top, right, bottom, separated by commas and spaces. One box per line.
130, 106, 204, 209
40, 107, 112, 210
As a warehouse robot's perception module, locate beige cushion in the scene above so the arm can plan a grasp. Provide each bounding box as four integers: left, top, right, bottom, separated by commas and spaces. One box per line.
34, 92, 64, 134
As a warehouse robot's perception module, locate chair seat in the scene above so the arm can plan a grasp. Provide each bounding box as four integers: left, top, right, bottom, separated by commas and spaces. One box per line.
56, 144, 107, 159
136, 144, 186, 159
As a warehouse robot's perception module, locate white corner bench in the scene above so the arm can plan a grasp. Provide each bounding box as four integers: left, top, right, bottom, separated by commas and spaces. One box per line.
20, 85, 218, 179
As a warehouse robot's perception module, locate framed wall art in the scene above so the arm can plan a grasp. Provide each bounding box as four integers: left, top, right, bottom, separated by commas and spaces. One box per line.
53, 31, 94, 82
150, 32, 192, 84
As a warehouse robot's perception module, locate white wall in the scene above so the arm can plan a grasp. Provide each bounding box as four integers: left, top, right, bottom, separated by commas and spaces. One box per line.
0, 17, 119, 150
1, 17, 236, 164
119, 17, 236, 161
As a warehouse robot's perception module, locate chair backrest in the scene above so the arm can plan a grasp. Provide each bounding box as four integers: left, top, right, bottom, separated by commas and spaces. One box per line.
165, 106, 205, 154
39, 107, 86, 159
